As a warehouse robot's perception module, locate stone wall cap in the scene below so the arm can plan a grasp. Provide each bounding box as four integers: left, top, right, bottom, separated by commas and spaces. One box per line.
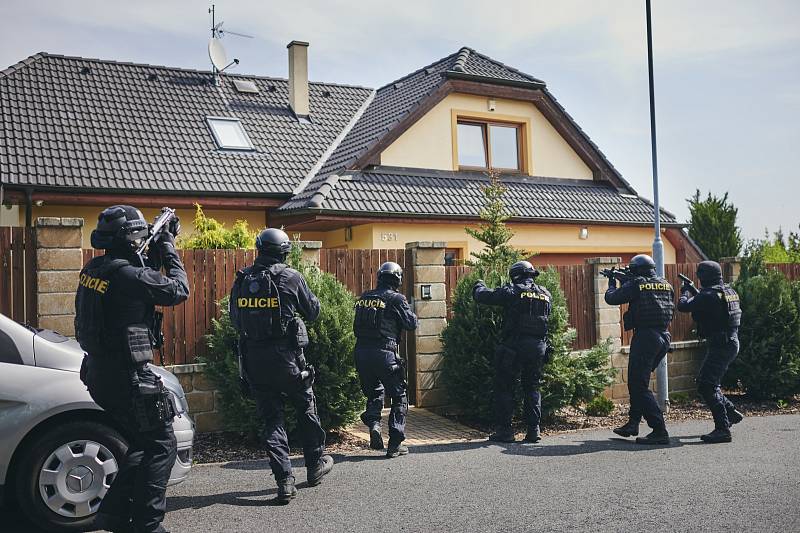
719, 257, 742, 262
295, 240, 322, 249
586, 257, 622, 265
165, 363, 207, 374
406, 241, 447, 249
36, 217, 84, 227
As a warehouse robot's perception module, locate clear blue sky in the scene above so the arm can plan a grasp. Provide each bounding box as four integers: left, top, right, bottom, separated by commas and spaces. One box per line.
3, 0, 798, 240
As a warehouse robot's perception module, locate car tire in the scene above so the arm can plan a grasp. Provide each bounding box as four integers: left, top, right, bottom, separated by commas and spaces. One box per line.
15, 420, 128, 532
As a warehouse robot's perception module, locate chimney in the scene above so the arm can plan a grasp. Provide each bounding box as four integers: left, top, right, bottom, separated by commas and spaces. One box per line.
287, 40, 310, 117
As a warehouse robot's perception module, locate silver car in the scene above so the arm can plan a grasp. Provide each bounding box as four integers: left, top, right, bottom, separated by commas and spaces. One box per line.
0, 313, 194, 532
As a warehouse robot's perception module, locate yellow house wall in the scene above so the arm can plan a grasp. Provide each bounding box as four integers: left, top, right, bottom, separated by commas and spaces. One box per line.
22, 205, 267, 249
298, 222, 676, 263
379, 93, 593, 180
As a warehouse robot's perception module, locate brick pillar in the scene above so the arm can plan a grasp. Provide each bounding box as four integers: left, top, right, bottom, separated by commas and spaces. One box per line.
586, 257, 628, 400
35, 217, 84, 336
719, 257, 741, 283
406, 241, 447, 408
298, 240, 322, 266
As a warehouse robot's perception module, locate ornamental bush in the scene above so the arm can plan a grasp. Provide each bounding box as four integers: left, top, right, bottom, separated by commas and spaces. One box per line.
180, 204, 258, 250
440, 172, 615, 423
200, 244, 363, 438
723, 270, 800, 399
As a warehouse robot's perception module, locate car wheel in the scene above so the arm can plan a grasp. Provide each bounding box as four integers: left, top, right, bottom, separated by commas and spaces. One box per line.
15, 420, 128, 532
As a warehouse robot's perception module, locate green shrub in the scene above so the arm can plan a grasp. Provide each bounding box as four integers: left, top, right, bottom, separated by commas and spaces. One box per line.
584, 395, 615, 417
441, 267, 615, 422
724, 271, 800, 399
200, 244, 363, 437
440, 173, 615, 422
180, 204, 258, 249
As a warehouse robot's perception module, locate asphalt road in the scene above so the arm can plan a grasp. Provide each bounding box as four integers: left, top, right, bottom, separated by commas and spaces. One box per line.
3, 415, 799, 532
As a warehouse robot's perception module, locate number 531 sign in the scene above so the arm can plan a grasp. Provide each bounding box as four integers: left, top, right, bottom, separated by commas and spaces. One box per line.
380, 232, 399, 242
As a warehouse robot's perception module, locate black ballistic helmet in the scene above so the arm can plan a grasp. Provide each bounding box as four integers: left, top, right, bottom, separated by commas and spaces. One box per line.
629, 254, 656, 276
90, 205, 148, 251
256, 228, 291, 258
509, 260, 538, 282
697, 260, 723, 286
377, 262, 403, 288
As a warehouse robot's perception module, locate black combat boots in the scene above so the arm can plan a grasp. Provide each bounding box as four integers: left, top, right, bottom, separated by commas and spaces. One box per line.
307, 455, 334, 486
386, 443, 409, 458
613, 419, 640, 437
635, 427, 670, 445
276, 475, 297, 504
523, 426, 542, 443
488, 429, 515, 443
701, 427, 732, 444
369, 425, 384, 450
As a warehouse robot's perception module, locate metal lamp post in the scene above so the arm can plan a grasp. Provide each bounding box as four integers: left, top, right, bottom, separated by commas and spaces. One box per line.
645, 0, 669, 411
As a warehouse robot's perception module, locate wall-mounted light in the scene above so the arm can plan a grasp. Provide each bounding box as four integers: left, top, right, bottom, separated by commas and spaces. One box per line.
579, 227, 589, 240
34, 200, 44, 207
420, 284, 432, 300
488, 98, 497, 112
344, 226, 352, 242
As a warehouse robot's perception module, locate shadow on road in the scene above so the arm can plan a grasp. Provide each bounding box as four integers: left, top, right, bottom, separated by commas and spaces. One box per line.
0, 506, 48, 533
331, 433, 707, 463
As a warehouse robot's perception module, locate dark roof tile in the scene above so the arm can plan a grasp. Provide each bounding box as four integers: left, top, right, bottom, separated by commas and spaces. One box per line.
280, 168, 678, 226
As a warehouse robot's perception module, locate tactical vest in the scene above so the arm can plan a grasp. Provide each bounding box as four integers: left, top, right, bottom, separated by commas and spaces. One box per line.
508, 282, 551, 338
694, 285, 741, 335
626, 276, 674, 330
354, 289, 403, 342
233, 265, 286, 342
74, 256, 129, 354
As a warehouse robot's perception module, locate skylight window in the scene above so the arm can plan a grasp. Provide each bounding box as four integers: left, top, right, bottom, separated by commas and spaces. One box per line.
207, 117, 254, 151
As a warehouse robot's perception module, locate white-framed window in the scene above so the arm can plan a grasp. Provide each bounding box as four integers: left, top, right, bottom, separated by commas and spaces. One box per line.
206, 117, 254, 151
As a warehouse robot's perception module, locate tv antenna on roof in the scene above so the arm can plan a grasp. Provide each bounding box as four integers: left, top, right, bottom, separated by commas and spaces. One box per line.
207, 5, 252, 83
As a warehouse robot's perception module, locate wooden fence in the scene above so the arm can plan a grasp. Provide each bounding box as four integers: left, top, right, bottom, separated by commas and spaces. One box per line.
765, 263, 800, 280
444, 264, 597, 350
82, 248, 413, 367
0, 226, 37, 325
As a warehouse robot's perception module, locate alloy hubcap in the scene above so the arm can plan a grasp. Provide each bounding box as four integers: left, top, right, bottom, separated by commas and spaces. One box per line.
38, 440, 119, 518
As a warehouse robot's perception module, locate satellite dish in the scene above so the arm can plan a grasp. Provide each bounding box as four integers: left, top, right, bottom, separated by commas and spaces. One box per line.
208, 38, 229, 72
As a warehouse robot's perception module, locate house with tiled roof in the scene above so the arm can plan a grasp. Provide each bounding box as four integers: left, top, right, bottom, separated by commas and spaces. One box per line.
0, 43, 703, 264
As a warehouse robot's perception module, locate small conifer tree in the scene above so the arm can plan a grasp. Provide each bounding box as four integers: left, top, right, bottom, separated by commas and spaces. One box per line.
441, 171, 614, 422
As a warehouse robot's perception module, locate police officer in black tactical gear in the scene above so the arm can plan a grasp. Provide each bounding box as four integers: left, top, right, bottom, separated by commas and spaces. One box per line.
229, 228, 332, 504
473, 260, 552, 444
604, 254, 674, 445
353, 262, 418, 458
76, 205, 188, 533
677, 261, 744, 444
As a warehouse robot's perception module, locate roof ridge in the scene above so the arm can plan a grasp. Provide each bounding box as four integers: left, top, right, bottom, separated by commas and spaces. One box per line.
451, 47, 472, 72
0, 51, 46, 80
2, 51, 373, 91
374, 48, 463, 91
457, 48, 545, 84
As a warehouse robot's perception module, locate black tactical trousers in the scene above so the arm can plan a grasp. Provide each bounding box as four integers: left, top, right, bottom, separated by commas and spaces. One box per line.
354, 345, 408, 446
628, 328, 671, 430
697, 335, 740, 429
493, 336, 547, 433
85, 358, 176, 533
251, 382, 326, 481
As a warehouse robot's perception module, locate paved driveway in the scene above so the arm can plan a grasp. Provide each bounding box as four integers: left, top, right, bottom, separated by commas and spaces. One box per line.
4, 415, 799, 532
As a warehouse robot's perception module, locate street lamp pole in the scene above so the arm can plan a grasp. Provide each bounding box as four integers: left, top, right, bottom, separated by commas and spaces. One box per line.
646, 0, 669, 412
